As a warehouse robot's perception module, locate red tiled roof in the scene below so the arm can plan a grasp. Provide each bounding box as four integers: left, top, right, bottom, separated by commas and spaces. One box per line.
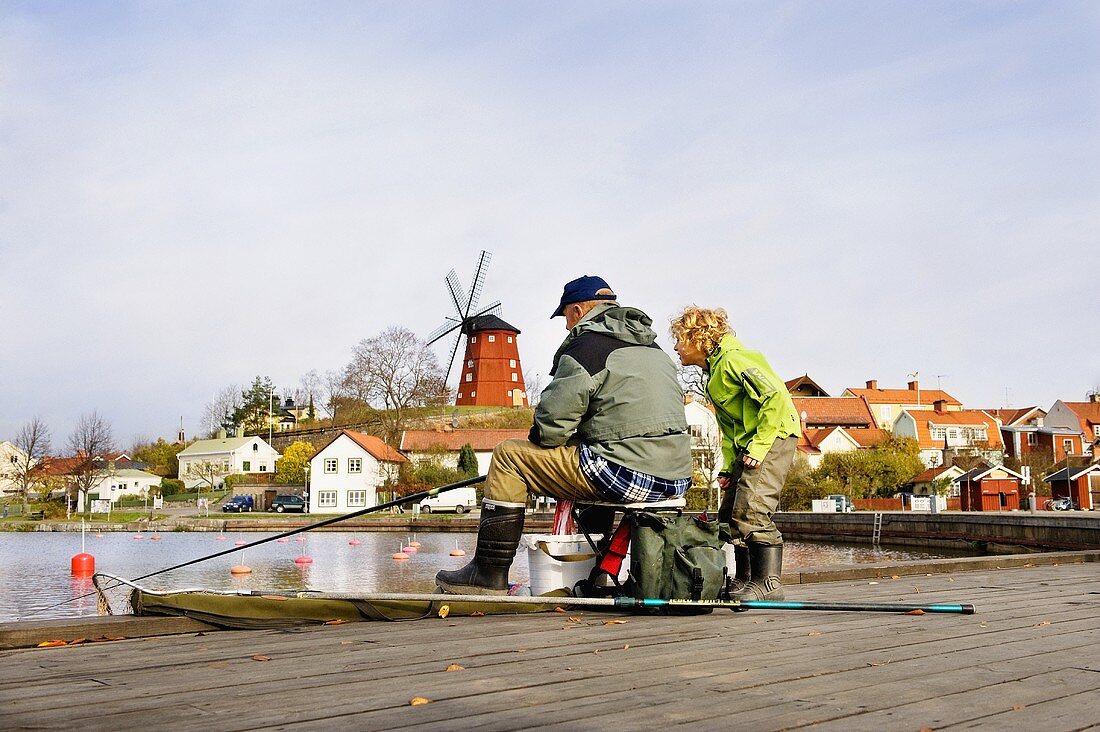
846, 386, 961, 406
35, 456, 88, 477
1063, 402, 1100, 434
912, 465, 962, 483
339, 430, 407, 463
401, 429, 529, 452
792, 397, 876, 428
846, 428, 889, 447
908, 410, 1005, 450
980, 407, 1042, 426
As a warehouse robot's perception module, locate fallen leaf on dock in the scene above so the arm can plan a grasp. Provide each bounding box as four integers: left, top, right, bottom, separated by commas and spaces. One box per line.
868, 581, 878, 585
913, 587, 921, 593
207, 661, 230, 669
324, 619, 346, 625
446, 664, 465, 672
438, 605, 450, 619
948, 577, 955, 582
1011, 705, 1026, 711
409, 697, 432, 706
905, 609, 925, 616
603, 619, 628, 625
69, 638, 88, 645
867, 660, 891, 667
1034, 621, 1050, 627
567, 616, 583, 623
470, 611, 485, 617
623, 644, 630, 650
920, 727, 934, 732
890, 575, 901, 580
252, 655, 271, 662
340, 641, 353, 645
554, 607, 567, 613
807, 631, 821, 637
37, 640, 66, 648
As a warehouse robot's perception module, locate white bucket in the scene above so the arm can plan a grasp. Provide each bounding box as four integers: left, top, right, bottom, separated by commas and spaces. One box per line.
523, 534, 600, 596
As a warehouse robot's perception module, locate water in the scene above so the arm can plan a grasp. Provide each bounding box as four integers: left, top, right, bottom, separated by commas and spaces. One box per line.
0, 531, 962, 621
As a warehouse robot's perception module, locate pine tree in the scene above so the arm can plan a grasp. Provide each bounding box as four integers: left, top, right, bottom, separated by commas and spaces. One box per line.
457, 443, 478, 477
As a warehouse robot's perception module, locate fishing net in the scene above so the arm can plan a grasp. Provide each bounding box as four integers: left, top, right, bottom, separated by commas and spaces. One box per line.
92, 573, 137, 616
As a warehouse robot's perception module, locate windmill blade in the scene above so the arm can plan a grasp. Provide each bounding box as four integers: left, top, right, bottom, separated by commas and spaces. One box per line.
465, 250, 492, 317
444, 270, 466, 317
444, 331, 463, 387
470, 300, 502, 320
426, 317, 462, 345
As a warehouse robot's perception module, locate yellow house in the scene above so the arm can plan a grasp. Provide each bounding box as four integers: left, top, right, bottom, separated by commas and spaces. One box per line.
843, 379, 962, 431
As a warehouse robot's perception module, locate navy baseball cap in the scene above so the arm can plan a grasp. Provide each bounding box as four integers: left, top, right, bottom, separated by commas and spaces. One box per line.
551, 275, 617, 318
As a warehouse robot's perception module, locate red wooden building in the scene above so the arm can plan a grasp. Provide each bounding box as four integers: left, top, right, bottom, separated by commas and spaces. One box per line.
1044, 464, 1100, 511
955, 464, 1024, 511
455, 315, 528, 408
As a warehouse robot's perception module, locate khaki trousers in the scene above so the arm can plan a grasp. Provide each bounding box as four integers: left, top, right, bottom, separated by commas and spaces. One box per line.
718, 435, 797, 546
484, 439, 604, 506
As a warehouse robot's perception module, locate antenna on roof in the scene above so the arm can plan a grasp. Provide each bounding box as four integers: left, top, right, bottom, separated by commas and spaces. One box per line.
934, 374, 949, 390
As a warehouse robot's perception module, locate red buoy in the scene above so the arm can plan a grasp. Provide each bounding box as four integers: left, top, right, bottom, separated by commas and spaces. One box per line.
71, 552, 95, 576
294, 555, 313, 564
230, 565, 252, 575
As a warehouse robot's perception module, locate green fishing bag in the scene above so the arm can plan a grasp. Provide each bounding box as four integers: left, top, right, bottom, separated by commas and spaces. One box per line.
626, 511, 727, 612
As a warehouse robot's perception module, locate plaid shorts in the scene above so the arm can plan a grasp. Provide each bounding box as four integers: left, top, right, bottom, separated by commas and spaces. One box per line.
578, 443, 691, 503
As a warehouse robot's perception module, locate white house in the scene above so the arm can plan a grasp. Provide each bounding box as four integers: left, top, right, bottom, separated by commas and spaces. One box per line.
399, 429, 529, 476
309, 430, 408, 513
684, 398, 722, 483
176, 433, 282, 490
93, 468, 164, 502
0, 441, 30, 496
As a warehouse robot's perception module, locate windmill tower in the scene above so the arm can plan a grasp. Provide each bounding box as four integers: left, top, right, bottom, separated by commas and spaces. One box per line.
426, 251, 528, 408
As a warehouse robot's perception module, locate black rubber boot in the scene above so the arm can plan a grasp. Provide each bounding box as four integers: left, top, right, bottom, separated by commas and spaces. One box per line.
727, 544, 751, 595
732, 543, 784, 602
436, 503, 525, 595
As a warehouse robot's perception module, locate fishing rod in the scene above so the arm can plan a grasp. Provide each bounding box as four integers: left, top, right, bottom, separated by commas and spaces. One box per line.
26, 475, 485, 618
282, 591, 976, 615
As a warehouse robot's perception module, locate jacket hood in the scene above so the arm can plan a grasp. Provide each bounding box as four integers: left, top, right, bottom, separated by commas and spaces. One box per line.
575, 303, 656, 345
550, 303, 656, 374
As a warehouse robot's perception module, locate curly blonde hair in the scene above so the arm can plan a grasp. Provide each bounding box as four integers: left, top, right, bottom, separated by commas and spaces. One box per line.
670, 306, 733, 356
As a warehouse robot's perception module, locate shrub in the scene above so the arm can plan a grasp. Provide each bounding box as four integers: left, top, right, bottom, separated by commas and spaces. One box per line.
160, 478, 185, 496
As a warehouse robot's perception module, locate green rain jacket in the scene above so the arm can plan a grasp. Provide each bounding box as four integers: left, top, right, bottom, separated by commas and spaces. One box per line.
530, 303, 692, 481
706, 333, 800, 469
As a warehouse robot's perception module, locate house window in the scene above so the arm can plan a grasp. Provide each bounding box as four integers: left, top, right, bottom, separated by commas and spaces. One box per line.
465, 373, 472, 382
509, 359, 516, 368
470, 336, 476, 343
324, 458, 338, 473
243, 461, 251, 471
471, 391, 476, 397
348, 458, 362, 473
347, 490, 366, 507
511, 373, 518, 381
1094, 425, 1100, 438
318, 491, 337, 507
467, 360, 473, 367
1027, 432, 1038, 446
488, 335, 495, 342
948, 429, 959, 439
259, 465, 266, 472
508, 336, 513, 343
689, 425, 704, 440
881, 406, 892, 422
253, 443, 258, 451
1063, 439, 1074, 455
457, 393, 463, 399
931, 427, 946, 440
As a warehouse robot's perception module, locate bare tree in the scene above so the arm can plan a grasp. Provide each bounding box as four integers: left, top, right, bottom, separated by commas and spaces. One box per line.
184, 460, 229, 495
523, 369, 544, 406
341, 326, 447, 443
678, 365, 709, 403
67, 412, 115, 518
9, 417, 52, 513
320, 369, 346, 424
201, 384, 241, 437
299, 369, 323, 420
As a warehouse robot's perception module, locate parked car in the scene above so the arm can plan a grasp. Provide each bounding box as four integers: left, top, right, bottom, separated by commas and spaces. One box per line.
1045, 497, 1076, 511
824, 494, 854, 513
271, 495, 307, 513
221, 495, 255, 513
418, 486, 478, 514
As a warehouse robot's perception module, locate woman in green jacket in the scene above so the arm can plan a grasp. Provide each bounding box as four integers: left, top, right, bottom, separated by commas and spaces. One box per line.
671, 306, 800, 601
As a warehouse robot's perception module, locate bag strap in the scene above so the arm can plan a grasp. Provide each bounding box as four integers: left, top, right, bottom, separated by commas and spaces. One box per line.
593, 517, 633, 580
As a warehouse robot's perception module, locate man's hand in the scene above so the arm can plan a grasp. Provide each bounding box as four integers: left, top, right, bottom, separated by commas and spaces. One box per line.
741, 454, 761, 470
717, 474, 731, 490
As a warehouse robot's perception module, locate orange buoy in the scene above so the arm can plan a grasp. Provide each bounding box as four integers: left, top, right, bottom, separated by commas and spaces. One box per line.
408, 540, 422, 548
71, 552, 95, 576
94, 533, 104, 539
150, 535, 161, 541
450, 548, 466, 557
230, 565, 252, 575
392, 552, 410, 561
293, 555, 313, 564
348, 539, 361, 546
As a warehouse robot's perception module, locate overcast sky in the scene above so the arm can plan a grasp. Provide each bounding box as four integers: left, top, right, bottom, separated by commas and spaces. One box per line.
1, 1, 1097, 447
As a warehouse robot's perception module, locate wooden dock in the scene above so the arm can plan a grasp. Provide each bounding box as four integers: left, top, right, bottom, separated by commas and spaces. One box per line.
2, 561, 1098, 731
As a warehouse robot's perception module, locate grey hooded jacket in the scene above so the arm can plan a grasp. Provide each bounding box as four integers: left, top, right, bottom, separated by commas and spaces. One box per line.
529, 303, 692, 481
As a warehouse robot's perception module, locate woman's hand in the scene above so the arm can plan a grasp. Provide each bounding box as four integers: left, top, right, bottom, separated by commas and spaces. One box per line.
741, 455, 761, 470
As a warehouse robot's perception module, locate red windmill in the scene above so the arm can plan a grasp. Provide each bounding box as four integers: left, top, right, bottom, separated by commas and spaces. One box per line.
426, 252, 528, 407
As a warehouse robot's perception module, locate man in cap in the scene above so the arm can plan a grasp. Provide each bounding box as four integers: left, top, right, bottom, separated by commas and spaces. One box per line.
436, 275, 693, 595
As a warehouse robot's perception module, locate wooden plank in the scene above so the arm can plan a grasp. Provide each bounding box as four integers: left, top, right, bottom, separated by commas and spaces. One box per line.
0, 614, 217, 650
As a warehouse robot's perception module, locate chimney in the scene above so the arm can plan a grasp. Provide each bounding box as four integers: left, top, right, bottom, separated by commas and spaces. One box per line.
800, 410, 808, 434
866, 380, 877, 389
908, 379, 919, 391
933, 399, 946, 412
235, 426, 245, 438
1089, 392, 1100, 404
216, 428, 227, 440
